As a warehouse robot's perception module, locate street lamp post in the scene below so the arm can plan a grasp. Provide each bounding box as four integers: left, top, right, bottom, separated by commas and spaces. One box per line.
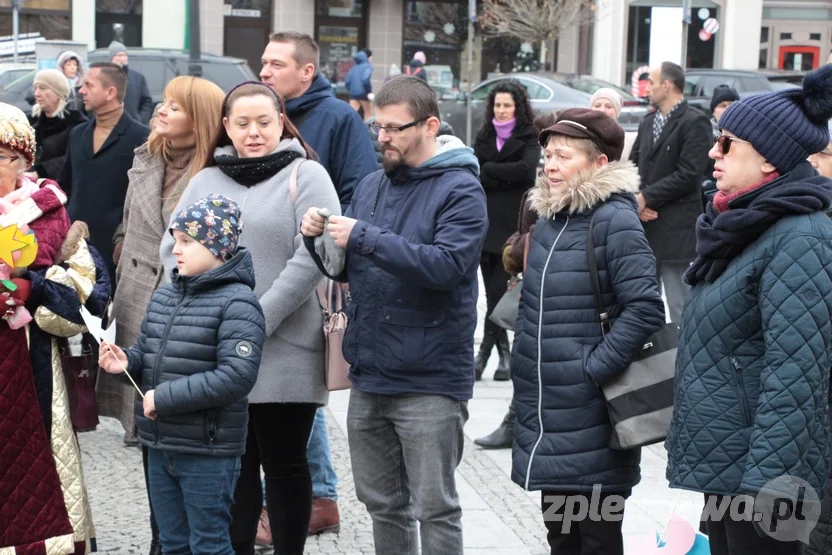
465, 0, 476, 146
12, 0, 22, 63
187, 0, 202, 77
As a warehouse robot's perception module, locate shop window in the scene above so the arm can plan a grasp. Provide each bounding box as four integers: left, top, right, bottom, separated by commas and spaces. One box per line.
780, 32, 792, 40
760, 27, 769, 43
315, 0, 367, 96
96, 0, 143, 47
810, 33, 821, 41
759, 48, 768, 69
0, 0, 71, 49
317, 0, 363, 18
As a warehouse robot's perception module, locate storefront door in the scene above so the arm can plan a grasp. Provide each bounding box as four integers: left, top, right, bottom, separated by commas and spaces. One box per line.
223, 0, 272, 73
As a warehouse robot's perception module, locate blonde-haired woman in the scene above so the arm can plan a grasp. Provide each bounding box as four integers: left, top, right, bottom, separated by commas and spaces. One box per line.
98, 75, 225, 555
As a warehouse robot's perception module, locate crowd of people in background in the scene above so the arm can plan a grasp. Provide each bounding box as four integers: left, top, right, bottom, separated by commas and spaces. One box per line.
1, 29, 832, 555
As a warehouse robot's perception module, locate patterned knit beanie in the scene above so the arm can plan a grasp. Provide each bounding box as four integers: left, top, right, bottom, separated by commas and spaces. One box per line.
719, 64, 832, 173
169, 195, 243, 261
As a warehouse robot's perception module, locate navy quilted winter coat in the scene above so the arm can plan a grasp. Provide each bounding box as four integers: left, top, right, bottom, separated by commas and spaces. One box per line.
666, 166, 832, 499
511, 162, 665, 494
124, 248, 265, 457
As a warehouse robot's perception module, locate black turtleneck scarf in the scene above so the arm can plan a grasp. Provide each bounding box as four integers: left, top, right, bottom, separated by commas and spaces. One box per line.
214, 149, 302, 187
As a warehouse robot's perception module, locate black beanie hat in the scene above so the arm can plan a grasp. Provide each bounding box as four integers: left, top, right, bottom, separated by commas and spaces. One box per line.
710, 85, 740, 114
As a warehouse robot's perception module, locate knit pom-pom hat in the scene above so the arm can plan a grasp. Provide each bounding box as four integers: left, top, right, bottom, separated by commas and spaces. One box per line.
719, 64, 832, 173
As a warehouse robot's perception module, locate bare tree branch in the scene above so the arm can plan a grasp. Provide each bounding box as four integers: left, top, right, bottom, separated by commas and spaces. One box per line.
480, 0, 598, 43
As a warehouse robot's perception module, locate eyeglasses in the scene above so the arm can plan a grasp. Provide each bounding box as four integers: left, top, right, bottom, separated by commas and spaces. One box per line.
714, 135, 751, 155
0, 154, 20, 166
369, 118, 427, 136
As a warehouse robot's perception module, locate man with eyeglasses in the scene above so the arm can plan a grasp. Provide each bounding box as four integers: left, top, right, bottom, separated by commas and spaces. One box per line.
629, 61, 712, 324
301, 75, 487, 555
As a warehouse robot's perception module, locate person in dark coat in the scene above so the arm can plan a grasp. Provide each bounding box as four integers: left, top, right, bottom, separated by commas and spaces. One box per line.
262, 32, 377, 213
629, 62, 712, 323
472, 79, 538, 382
475, 110, 554, 451
345, 49, 373, 119
59, 62, 150, 284
405, 51, 429, 82
108, 41, 154, 124
302, 76, 487, 555
27, 69, 87, 181
100, 195, 265, 555
666, 64, 832, 555
512, 108, 665, 555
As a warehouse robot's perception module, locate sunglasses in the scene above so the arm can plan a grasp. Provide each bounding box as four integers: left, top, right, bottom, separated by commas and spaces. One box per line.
714, 135, 751, 155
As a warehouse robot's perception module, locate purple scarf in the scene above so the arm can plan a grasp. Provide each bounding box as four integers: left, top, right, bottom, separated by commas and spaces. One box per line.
493, 117, 516, 151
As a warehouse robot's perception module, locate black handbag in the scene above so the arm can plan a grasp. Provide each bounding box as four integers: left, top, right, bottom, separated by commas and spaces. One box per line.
586, 214, 678, 450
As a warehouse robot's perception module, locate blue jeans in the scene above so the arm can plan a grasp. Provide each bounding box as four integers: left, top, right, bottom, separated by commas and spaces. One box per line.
348, 390, 468, 555
307, 408, 339, 500
147, 448, 240, 555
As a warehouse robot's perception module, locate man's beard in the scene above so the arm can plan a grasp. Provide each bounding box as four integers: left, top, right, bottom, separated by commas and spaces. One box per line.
381, 145, 405, 173
381, 137, 422, 173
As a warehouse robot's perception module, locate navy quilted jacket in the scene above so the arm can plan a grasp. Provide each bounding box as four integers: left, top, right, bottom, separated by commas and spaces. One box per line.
666, 171, 832, 498
125, 248, 265, 457
511, 162, 665, 493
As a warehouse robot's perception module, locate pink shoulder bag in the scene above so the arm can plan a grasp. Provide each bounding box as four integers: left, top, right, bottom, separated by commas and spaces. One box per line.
289, 159, 352, 391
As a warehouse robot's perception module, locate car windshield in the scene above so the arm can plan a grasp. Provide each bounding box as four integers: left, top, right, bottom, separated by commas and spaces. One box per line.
558, 76, 639, 102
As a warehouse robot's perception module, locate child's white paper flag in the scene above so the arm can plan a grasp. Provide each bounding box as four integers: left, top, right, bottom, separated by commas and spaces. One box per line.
79, 306, 142, 398
79, 306, 116, 345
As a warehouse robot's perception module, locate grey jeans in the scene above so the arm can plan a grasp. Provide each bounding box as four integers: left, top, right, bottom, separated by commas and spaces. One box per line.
347, 390, 469, 555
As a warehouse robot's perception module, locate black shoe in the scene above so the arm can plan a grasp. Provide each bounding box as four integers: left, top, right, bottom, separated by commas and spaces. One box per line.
493, 331, 511, 381
474, 414, 514, 449
474, 335, 496, 381
148, 540, 161, 555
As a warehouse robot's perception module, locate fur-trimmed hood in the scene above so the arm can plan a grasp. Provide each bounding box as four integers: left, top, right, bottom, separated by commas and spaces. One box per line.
530, 160, 640, 219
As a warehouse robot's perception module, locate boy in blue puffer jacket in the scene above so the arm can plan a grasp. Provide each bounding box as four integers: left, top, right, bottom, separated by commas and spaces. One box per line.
99, 195, 265, 555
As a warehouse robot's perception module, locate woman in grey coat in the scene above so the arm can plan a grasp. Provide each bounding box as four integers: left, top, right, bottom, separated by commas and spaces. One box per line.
160, 82, 341, 555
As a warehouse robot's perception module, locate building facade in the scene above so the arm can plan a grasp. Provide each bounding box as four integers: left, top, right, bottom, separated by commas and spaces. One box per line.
3, 0, 830, 92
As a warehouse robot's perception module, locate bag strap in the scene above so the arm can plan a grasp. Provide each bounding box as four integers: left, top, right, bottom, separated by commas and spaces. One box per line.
289, 158, 303, 206
316, 280, 343, 315
522, 232, 531, 274
586, 214, 610, 334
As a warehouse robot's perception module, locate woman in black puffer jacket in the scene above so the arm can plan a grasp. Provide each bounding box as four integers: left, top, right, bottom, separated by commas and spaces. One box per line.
472, 79, 539, 381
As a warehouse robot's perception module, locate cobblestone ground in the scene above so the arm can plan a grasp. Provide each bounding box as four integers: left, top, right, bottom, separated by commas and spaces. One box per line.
79, 410, 548, 554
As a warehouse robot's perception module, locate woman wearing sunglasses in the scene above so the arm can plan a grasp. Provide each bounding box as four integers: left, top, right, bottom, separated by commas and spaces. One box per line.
665, 64, 832, 555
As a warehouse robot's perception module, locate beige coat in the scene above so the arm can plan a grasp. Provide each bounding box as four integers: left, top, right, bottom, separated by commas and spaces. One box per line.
96, 144, 190, 432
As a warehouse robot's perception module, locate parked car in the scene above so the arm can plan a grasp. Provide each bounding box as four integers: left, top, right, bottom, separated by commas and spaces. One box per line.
440, 72, 647, 144
0, 62, 35, 92
0, 48, 255, 116
683, 68, 804, 112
